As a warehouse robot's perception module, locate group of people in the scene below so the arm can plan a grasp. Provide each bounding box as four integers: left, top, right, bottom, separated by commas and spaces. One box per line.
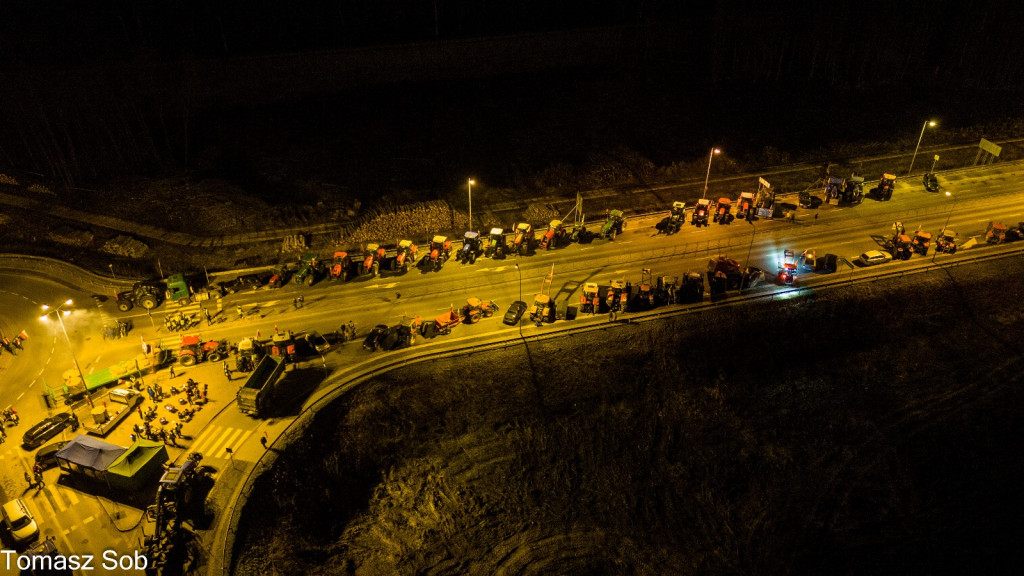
132, 420, 185, 446
25, 465, 46, 489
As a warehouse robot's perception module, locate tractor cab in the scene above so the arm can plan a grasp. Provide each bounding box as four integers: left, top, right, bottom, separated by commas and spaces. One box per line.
329, 252, 350, 281
911, 230, 932, 256
539, 219, 565, 250
692, 198, 712, 227
936, 230, 958, 254
877, 173, 896, 201
580, 282, 600, 313
485, 228, 506, 258
713, 198, 732, 224
394, 240, 416, 271
513, 223, 534, 254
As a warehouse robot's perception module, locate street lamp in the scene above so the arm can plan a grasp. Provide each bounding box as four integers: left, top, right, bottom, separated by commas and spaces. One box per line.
933, 190, 956, 263
907, 120, 937, 176
702, 147, 721, 200
40, 299, 93, 407
467, 178, 475, 231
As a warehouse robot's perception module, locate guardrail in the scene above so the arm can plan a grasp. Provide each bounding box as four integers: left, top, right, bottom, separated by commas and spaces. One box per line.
211, 240, 1024, 575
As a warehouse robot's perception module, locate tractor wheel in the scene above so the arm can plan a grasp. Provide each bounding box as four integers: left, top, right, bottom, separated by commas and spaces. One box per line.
469, 252, 476, 264
117, 301, 133, 312
140, 295, 159, 310
180, 354, 197, 366
372, 262, 379, 277
610, 229, 616, 240
208, 352, 223, 362
950, 246, 956, 254
306, 274, 315, 286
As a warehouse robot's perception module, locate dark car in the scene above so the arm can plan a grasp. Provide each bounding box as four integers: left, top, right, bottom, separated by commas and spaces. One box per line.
363, 325, 392, 352
503, 300, 528, 325
34, 440, 69, 470
220, 274, 263, 294
22, 413, 77, 450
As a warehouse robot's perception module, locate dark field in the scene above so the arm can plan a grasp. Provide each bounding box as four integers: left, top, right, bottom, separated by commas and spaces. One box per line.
232, 258, 1024, 576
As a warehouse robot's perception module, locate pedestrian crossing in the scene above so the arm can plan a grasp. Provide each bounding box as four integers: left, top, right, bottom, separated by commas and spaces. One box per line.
185, 424, 253, 461
21, 481, 81, 520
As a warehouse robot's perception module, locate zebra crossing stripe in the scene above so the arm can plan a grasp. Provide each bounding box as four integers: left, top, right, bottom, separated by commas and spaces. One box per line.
210, 428, 245, 457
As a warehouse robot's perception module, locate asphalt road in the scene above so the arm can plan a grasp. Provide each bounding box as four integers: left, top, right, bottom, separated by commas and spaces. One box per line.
0, 161, 1021, 572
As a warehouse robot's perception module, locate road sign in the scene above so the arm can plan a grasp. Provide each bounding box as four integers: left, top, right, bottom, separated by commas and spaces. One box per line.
978, 138, 1002, 157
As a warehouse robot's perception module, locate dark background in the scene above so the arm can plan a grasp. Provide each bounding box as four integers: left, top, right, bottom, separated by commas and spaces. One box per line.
0, 1, 1022, 204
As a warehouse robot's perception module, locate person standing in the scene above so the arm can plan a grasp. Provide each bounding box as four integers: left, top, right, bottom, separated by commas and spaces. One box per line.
169, 364, 176, 379
260, 432, 269, 449
223, 361, 232, 381
237, 305, 244, 320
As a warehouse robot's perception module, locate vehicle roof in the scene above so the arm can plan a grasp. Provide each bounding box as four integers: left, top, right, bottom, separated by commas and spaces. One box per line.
489, 227, 504, 235
398, 239, 413, 248
739, 192, 754, 198
882, 173, 896, 179
181, 335, 200, 346
366, 243, 379, 250
431, 235, 447, 243
549, 219, 562, 227
467, 297, 482, 306
464, 231, 479, 239
672, 201, 686, 209
584, 282, 599, 290
717, 198, 731, 204
333, 251, 348, 258
940, 230, 957, 237
533, 294, 551, 303
863, 250, 887, 258
697, 198, 711, 206
516, 223, 531, 231
915, 231, 932, 239
610, 279, 625, 288
2, 499, 28, 518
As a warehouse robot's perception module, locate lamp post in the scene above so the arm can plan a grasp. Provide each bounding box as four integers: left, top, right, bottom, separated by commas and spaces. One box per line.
702, 148, 721, 200
515, 261, 523, 338
907, 120, 936, 176
467, 178, 475, 231
933, 190, 956, 263
41, 299, 93, 407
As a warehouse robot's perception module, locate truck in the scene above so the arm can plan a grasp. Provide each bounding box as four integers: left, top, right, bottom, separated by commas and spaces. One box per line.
236, 355, 286, 417
83, 389, 144, 437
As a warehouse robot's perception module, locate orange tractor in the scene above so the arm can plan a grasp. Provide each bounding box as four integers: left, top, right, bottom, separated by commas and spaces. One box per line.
178, 335, 231, 366
329, 252, 352, 281
392, 240, 417, 272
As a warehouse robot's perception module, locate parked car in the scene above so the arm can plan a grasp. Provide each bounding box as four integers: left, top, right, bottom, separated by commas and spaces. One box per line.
363, 325, 392, 352
304, 331, 330, 354
34, 440, 69, 470
858, 250, 893, 266
2, 499, 38, 544
503, 301, 528, 325
220, 275, 264, 294
22, 412, 77, 450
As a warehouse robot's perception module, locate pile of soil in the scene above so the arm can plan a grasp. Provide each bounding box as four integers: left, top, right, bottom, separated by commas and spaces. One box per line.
232, 259, 1024, 575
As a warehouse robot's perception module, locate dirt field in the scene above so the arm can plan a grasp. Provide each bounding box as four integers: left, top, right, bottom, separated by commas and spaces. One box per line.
230, 259, 1024, 576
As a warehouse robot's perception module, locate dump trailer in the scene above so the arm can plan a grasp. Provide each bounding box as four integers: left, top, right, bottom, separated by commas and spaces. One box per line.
237, 355, 286, 417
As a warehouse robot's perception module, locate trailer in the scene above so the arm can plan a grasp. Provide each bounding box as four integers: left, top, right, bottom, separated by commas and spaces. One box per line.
236, 355, 286, 417
84, 389, 145, 437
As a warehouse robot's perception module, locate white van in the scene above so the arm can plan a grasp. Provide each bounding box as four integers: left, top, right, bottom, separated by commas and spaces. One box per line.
2, 498, 39, 543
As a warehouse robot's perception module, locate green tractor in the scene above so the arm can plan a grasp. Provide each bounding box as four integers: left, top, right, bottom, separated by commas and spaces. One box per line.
598, 210, 626, 239
115, 282, 163, 312
293, 253, 325, 286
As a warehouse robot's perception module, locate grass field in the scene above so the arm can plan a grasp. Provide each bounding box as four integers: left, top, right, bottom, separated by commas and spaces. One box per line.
232, 258, 1024, 576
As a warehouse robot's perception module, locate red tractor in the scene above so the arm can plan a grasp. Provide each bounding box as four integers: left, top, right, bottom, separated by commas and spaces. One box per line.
329, 251, 352, 281
359, 244, 385, 276
580, 282, 600, 314
512, 223, 534, 255
691, 199, 711, 227
736, 192, 755, 219
393, 240, 417, 272
462, 298, 499, 323
538, 220, 567, 250
178, 335, 231, 366
423, 236, 452, 270
713, 197, 733, 224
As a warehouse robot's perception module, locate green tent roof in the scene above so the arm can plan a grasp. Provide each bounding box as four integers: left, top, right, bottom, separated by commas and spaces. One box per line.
106, 438, 168, 478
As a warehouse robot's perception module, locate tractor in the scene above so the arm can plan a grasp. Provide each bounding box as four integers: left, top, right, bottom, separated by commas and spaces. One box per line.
539, 220, 568, 250
605, 280, 630, 314
293, 253, 325, 286
707, 256, 743, 298
529, 294, 555, 323
986, 221, 1007, 244
329, 252, 351, 281
178, 335, 231, 366
678, 272, 705, 303
630, 269, 655, 311
656, 202, 686, 234
823, 176, 844, 204
691, 199, 711, 227
736, 193, 755, 219
270, 331, 297, 362
885, 222, 913, 260
423, 236, 452, 270
911, 230, 932, 256
580, 282, 600, 314
459, 231, 483, 263
234, 337, 265, 373
115, 282, 163, 312
462, 298, 499, 323
597, 210, 625, 240
655, 276, 677, 306
874, 173, 896, 201
393, 240, 417, 272
396, 316, 422, 348
267, 263, 289, 288
841, 176, 865, 205
935, 230, 957, 254
421, 308, 461, 338
359, 244, 385, 276
713, 198, 733, 224
512, 223, 534, 255
484, 228, 506, 259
